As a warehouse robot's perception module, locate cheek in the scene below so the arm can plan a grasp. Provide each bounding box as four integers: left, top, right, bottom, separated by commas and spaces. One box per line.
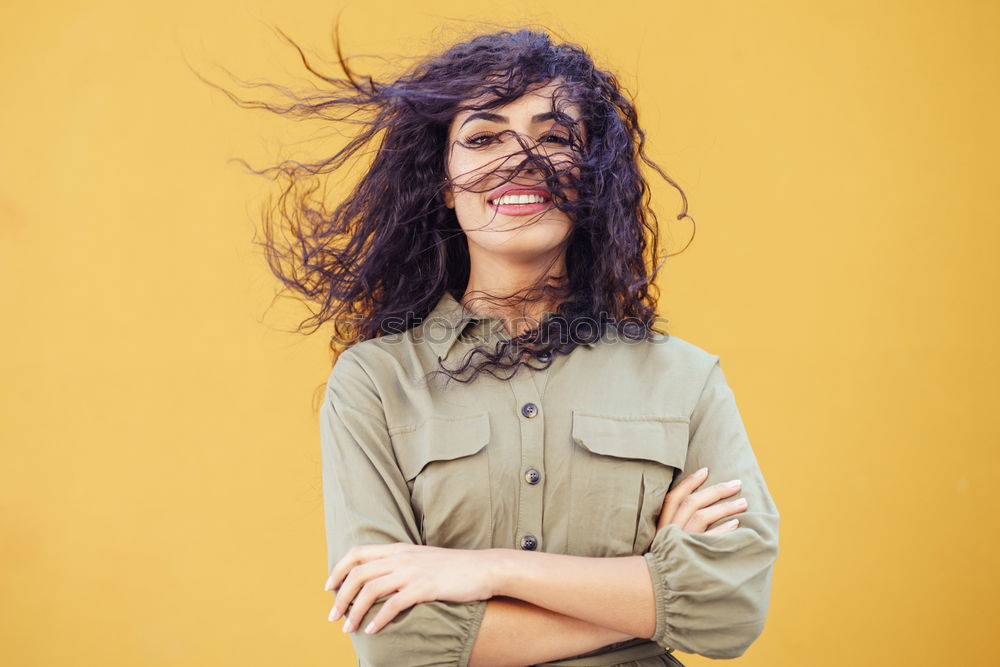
449, 165, 492, 209
447, 144, 504, 184
449, 157, 481, 187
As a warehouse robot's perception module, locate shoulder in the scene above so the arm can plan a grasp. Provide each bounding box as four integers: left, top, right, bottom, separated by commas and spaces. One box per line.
647, 331, 720, 368
595, 331, 723, 407
551, 331, 721, 415
325, 331, 418, 390
604, 330, 720, 380
649, 333, 722, 397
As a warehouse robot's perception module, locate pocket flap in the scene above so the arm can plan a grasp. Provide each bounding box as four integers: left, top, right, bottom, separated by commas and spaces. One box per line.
571, 411, 688, 468
393, 413, 491, 482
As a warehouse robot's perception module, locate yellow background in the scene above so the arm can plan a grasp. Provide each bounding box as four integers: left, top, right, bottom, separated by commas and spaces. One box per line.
2, 1, 997, 665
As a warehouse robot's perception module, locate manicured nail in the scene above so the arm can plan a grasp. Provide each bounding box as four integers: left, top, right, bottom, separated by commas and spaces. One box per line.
732, 498, 748, 506
726, 519, 739, 528
324, 575, 334, 591
342, 618, 351, 633
696, 467, 708, 476
726, 479, 741, 488
329, 605, 341, 622
365, 622, 376, 634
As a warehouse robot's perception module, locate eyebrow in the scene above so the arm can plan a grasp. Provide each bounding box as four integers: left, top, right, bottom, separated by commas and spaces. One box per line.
459, 110, 578, 129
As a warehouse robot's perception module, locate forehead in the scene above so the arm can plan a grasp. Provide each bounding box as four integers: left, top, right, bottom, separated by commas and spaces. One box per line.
450, 80, 583, 128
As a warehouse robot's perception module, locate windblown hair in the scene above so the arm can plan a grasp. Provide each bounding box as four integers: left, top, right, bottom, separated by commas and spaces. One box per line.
200, 21, 694, 384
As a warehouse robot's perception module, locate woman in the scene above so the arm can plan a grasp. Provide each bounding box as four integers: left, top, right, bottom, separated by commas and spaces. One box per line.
226, 26, 779, 666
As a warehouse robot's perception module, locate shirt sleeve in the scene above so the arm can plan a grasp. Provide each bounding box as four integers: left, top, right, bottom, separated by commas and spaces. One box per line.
320, 350, 488, 666
642, 357, 780, 658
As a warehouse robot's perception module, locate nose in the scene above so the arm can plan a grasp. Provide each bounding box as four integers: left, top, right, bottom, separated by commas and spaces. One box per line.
499, 139, 546, 175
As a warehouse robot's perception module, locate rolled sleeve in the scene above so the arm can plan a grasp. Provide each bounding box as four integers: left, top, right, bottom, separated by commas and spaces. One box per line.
320, 350, 488, 666
643, 358, 780, 659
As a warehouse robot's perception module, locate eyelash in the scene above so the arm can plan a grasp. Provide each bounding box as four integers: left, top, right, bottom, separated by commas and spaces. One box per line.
466, 132, 573, 147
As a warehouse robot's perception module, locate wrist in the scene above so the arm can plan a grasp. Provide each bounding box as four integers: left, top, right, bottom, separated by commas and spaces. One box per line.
484, 547, 522, 598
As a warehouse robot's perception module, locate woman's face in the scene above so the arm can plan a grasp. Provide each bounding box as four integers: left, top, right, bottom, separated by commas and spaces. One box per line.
443, 80, 585, 262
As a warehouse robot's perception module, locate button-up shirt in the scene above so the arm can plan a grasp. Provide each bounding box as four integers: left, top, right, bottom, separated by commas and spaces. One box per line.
320, 289, 780, 666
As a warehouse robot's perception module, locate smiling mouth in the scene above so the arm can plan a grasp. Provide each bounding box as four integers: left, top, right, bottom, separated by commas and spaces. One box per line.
488, 194, 552, 206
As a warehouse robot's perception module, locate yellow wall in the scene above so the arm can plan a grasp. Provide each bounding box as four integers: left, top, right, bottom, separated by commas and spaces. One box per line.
2, 1, 997, 665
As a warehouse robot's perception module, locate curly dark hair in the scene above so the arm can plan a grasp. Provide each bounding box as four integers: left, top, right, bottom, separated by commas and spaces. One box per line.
195, 19, 694, 385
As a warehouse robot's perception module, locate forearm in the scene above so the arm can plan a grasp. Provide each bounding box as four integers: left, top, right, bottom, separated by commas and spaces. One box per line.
487, 549, 657, 640
468, 596, 633, 667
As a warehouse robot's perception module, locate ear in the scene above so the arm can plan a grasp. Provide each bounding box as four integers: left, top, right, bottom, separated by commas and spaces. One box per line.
442, 181, 455, 209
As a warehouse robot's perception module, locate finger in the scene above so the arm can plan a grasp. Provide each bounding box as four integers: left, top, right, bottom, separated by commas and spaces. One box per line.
687, 479, 742, 506
683, 497, 749, 533
342, 574, 400, 634
704, 518, 740, 536
329, 600, 350, 623
329, 559, 395, 623
657, 467, 709, 529
670, 479, 742, 529
327, 543, 399, 592
365, 586, 425, 635
327, 546, 368, 592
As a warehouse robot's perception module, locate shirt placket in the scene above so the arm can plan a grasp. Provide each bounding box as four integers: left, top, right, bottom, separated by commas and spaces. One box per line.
506, 356, 548, 552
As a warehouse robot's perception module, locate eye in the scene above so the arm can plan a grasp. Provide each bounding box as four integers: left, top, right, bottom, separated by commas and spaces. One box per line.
466, 132, 496, 147
542, 134, 572, 146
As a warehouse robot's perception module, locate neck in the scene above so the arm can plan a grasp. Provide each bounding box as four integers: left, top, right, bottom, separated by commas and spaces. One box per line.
461, 250, 569, 337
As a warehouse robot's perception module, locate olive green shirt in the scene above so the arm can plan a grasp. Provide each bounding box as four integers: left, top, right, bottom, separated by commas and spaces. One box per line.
320, 289, 780, 666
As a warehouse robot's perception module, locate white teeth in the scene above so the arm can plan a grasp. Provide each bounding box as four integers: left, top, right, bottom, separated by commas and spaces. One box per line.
491, 193, 549, 206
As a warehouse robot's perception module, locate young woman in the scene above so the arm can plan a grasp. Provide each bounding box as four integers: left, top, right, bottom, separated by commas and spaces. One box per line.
226, 26, 779, 666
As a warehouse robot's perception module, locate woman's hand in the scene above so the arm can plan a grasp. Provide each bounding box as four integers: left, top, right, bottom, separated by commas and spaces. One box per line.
323, 543, 496, 635
657, 466, 748, 535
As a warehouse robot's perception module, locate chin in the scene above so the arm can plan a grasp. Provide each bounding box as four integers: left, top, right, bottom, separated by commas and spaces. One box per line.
468, 225, 571, 258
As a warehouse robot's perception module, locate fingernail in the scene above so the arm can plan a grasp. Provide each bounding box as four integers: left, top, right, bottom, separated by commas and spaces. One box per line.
732, 498, 748, 506
329, 605, 341, 622
365, 622, 375, 634
726, 518, 739, 528
726, 479, 741, 488
324, 575, 334, 591
342, 619, 351, 633
696, 467, 708, 476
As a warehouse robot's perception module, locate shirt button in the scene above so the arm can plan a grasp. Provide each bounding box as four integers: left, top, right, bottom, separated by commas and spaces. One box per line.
521, 402, 539, 418
524, 468, 541, 484
520, 535, 538, 550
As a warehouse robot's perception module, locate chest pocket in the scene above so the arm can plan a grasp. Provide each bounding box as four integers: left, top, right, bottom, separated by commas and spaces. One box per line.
569, 411, 689, 557
391, 412, 492, 550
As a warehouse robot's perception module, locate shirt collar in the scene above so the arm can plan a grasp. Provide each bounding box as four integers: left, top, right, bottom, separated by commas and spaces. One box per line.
421, 290, 560, 361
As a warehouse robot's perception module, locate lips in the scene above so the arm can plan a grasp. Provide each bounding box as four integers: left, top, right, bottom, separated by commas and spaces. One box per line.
487, 185, 551, 205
